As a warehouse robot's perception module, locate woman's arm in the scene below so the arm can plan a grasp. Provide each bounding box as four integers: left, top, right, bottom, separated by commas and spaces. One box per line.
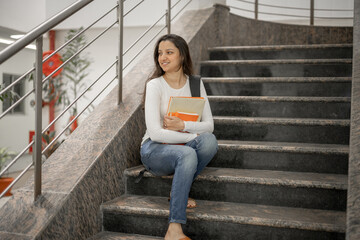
182, 80, 214, 133
145, 81, 197, 144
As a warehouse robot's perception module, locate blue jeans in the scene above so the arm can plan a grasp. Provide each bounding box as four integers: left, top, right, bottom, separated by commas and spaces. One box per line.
140, 132, 218, 224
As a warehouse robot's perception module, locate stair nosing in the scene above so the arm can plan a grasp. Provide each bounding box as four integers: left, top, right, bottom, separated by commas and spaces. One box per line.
201, 59, 352, 65
125, 166, 347, 190
208, 96, 351, 103
213, 116, 350, 126
217, 140, 349, 154
103, 195, 346, 233
202, 77, 352, 83
208, 44, 353, 52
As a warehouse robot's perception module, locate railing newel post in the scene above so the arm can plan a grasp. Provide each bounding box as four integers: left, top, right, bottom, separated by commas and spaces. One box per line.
310, 0, 315, 25
255, 0, 259, 20
167, 0, 171, 34
34, 36, 43, 201
117, 0, 124, 104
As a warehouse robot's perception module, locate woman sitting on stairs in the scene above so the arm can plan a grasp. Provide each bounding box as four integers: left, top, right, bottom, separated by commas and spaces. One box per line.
140, 34, 218, 240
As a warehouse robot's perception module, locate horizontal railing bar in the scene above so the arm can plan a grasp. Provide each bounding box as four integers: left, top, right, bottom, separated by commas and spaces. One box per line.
42, 76, 117, 154
124, 12, 166, 55
0, 88, 35, 120
42, 20, 117, 83
258, 2, 309, 11
0, 0, 94, 64
171, 0, 192, 21
315, 8, 353, 12
258, 11, 309, 18
42, 60, 117, 137
171, 0, 182, 9
124, 0, 145, 18
230, 6, 254, 13
314, 16, 353, 19
234, 0, 254, 5
0, 68, 34, 96
0, 141, 34, 178
124, 25, 166, 70
0, 162, 34, 198
43, 4, 119, 63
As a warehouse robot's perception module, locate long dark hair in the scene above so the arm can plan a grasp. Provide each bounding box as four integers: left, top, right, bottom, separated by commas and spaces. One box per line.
142, 34, 194, 106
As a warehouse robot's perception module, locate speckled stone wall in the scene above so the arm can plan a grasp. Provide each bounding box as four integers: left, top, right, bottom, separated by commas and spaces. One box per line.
228, 13, 353, 46
347, 1, 360, 239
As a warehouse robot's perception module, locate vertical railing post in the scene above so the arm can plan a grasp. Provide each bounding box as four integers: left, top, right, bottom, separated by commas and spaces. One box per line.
167, 0, 171, 34
310, 0, 314, 25
117, 0, 124, 104
34, 36, 43, 201
255, 0, 258, 20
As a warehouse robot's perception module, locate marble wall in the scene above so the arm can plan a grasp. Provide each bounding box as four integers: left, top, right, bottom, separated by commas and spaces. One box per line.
347, 1, 360, 239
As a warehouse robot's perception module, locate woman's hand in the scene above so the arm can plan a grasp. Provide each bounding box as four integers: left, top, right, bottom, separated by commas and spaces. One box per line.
163, 115, 185, 131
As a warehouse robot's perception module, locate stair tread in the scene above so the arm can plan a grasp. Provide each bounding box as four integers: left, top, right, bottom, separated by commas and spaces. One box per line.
213, 116, 350, 126
217, 140, 349, 154
208, 96, 351, 102
89, 231, 162, 240
201, 59, 352, 65
202, 77, 352, 83
125, 166, 347, 190
208, 44, 353, 51
103, 195, 346, 233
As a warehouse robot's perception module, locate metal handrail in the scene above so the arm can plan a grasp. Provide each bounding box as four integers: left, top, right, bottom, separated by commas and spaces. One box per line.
0, 0, 94, 64
0, 0, 193, 200
230, 0, 353, 25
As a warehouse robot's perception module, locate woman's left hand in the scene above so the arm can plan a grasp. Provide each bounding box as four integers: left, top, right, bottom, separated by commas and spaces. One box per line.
163, 115, 185, 131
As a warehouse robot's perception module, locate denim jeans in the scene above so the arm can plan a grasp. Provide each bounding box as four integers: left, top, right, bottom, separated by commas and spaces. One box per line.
140, 132, 218, 224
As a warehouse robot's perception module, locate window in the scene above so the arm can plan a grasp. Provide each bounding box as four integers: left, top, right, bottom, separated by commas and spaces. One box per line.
2, 73, 24, 114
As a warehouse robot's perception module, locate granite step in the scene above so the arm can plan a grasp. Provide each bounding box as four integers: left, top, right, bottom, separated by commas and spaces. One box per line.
200, 59, 352, 77
203, 77, 352, 97
125, 166, 347, 210
88, 231, 162, 240
102, 195, 346, 240
209, 44, 353, 60
208, 96, 351, 119
213, 116, 350, 144
211, 140, 349, 174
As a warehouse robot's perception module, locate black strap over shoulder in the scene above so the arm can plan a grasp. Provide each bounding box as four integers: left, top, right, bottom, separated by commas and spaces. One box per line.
189, 75, 201, 97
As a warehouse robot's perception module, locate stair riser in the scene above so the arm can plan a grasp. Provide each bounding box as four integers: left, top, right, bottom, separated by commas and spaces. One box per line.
214, 122, 349, 144
200, 63, 352, 77
103, 212, 345, 240
126, 177, 346, 211
209, 48, 353, 60
210, 100, 350, 119
204, 82, 352, 97
210, 149, 348, 174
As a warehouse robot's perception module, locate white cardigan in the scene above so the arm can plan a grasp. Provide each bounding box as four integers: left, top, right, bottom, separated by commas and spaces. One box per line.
142, 75, 214, 144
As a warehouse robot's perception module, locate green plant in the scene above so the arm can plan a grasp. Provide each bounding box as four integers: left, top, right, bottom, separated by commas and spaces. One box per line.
0, 147, 15, 174
61, 27, 92, 116
0, 84, 20, 102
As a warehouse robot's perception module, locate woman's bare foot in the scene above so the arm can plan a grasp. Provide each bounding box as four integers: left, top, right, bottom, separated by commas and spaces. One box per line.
168, 194, 197, 209
164, 223, 189, 240
187, 198, 197, 208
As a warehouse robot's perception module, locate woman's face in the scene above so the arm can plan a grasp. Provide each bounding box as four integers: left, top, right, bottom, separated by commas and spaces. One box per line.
158, 40, 182, 73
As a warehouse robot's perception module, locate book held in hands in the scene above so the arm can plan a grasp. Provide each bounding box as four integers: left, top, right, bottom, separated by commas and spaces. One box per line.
166, 96, 205, 122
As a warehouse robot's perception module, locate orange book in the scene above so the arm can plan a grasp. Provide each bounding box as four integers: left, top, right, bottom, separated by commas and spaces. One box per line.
166, 96, 205, 122
170, 111, 199, 122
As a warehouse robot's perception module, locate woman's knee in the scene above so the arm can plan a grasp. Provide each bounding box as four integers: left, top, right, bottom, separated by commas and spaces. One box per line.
198, 133, 218, 151
176, 148, 197, 172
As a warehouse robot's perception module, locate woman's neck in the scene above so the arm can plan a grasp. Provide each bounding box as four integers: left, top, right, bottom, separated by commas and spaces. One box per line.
163, 71, 186, 89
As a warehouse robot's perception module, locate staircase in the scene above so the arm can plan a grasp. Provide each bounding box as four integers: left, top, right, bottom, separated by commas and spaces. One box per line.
89, 43, 352, 239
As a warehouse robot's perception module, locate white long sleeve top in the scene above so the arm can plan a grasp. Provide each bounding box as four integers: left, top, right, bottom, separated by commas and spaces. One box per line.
142, 75, 214, 144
